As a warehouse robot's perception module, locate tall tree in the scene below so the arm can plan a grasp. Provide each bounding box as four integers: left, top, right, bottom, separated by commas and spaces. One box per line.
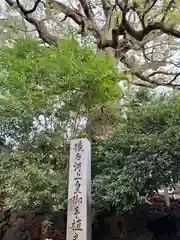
0, 37, 124, 210
3, 0, 180, 88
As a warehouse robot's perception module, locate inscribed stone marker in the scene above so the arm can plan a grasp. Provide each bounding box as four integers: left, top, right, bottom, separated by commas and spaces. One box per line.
66, 138, 91, 240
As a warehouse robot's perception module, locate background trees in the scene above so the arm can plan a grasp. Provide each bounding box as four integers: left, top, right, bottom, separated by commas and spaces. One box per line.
1, 0, 180, 216
93, 92, 180, 212
3, 0, 180, 88
1, 37, 180, 214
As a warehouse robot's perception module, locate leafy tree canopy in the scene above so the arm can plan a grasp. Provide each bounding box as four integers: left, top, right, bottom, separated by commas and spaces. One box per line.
0, 37, 124, 211
92, 92, 180, 213
1, 37, 180, 215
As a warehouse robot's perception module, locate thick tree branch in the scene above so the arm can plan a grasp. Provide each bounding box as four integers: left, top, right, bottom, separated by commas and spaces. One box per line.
79, 0, 93, 19
78, 0, 100, 36
48, 0, 100, 37
5, 0, 58, 45
116, 0, 180, 41
48, 0, 82, 25
24, 17, 58, 45
122, 20, 180, 41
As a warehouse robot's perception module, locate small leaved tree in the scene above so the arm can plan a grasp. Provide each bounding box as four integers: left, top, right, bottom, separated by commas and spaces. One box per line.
92, 92, 180, 213
0, 37, 124, 211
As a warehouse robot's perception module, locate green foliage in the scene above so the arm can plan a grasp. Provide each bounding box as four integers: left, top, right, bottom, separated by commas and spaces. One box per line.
0, 37, 124, 141
2, 37, 180, 215
0, 150, 67, 211
92, 93, 180, 213
0, 37, 124, 211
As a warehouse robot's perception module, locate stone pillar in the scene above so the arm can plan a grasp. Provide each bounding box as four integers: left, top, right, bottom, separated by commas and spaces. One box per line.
66, 138, 91, 240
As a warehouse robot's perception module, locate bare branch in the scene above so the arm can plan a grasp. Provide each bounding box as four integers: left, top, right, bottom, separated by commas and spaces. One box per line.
169, 73, 180, 84
122, 56, 180, 89
141, 0, 158, 28
4, 0, 180, 89
142, 0, 158, 19
147, 71, 180, 78
123, 20, 180, 41
60, 15, 68, 23
132, 71, 180, 89
129, 2, 145, 28
116, 0, 180, 41
16, 0, 42, 15
101, 0, 111, 18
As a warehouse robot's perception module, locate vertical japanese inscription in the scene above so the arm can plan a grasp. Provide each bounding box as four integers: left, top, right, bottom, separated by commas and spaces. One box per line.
66, 139, 91, 240
71, 140, 83, 239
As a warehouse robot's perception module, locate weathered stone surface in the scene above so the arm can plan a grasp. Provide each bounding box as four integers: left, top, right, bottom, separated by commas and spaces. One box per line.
66, 139, 91, 240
